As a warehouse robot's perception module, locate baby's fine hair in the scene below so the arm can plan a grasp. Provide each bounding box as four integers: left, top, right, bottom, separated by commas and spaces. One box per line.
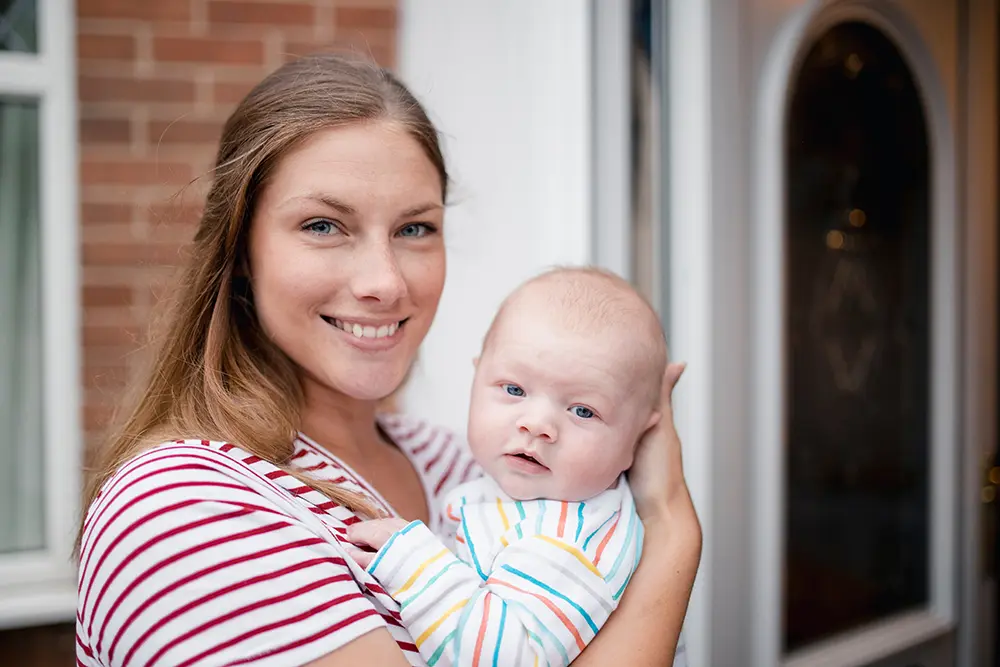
483, 266, 668, 408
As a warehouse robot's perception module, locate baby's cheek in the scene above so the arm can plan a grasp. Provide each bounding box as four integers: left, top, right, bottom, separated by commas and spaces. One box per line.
572, 440, 630, 492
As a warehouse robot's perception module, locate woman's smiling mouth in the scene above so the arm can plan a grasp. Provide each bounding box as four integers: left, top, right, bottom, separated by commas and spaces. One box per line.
321, 316, 410, 350
322, 316, 407, 339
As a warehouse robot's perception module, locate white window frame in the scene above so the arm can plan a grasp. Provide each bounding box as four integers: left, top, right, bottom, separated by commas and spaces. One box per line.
0, 0, 80, 628
753, 3, 961, 666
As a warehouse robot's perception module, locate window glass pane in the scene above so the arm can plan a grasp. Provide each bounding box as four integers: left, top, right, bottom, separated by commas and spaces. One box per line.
0, 97, 44, 554
784, 22, 930, 652
630, 0, 668, 327
0, 0, 37, 53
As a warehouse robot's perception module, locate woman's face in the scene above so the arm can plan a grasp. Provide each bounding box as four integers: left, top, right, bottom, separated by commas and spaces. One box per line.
248, 121, 446, 402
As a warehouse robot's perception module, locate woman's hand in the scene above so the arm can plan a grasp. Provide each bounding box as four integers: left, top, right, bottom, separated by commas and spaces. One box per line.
628, 362, 695, 528
573, 362, 701, 666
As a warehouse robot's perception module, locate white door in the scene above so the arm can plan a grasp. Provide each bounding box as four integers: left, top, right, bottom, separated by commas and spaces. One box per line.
633, 0, 998, 665
753, 1, 996, 665
771, 12, 957, 667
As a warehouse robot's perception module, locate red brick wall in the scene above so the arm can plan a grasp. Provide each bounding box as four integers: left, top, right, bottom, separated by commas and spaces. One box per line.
0, 0, 397, 661
78, 0, 398, 454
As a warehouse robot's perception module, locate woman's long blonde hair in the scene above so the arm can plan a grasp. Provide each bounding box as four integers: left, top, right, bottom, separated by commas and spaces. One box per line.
76, 54, 448, 552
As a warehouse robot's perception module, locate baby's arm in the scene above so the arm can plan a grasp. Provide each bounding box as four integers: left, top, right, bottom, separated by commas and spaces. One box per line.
350, 517, 617, 667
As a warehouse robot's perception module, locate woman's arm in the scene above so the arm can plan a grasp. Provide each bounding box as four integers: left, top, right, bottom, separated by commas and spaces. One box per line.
573, 362, 702, 665
306, 630, 413, 667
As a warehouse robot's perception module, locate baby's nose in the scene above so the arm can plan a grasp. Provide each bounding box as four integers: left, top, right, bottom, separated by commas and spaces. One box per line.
517, 413, 557, 442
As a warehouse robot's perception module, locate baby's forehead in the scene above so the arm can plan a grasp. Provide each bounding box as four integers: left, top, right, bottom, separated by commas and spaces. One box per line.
489, 303, 654, 380
501, 274, 656, 339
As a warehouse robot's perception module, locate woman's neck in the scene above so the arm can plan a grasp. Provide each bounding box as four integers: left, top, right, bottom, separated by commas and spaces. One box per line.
298, 381, 387, 461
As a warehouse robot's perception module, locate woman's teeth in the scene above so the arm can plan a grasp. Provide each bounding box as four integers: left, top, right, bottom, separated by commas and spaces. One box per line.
332, 319, 400, 339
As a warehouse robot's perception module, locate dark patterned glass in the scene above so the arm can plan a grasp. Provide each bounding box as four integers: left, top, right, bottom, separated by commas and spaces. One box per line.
0, 0, 36, 53
784, 21, 931, 652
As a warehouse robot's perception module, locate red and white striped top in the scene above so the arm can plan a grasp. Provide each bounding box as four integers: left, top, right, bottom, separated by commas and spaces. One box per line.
76, 414, 481, 667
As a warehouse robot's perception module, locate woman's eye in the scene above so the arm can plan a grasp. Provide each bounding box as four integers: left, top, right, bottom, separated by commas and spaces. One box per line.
398, 223, 436, 238
303, 219, 339, 236
503, 384, 525, 397
571, 406, 595, 419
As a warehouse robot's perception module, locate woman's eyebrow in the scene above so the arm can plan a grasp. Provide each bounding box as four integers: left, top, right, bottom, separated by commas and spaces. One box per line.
400, 202, 444, 218
280, 196, 441, 219
283, 193, 358, 216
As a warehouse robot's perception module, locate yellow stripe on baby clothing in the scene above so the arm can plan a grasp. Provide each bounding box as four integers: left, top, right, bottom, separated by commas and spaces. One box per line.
393, 548, 450, 597
416, 598, 470, 648
497, 498, 511, 547
535, 535, 603, 578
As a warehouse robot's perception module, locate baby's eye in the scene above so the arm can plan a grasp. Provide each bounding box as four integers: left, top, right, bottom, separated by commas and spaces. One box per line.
303, 219, 340, 236
571, 406, 595, 419
503, 384, 525, 397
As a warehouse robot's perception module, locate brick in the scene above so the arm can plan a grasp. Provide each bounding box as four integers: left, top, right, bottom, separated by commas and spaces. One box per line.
149, 200, 203, 225
83, 325, 143, 347
83, 307, 140, 329
84, 402, 119, 431
77, 34, 136, 61
335, 7, 396, 30
286, 39, 392, 67
148, 119, 223, 144
213, 80, 257, 105
153, 36, 265, 65
208, 1, 315, 26
83, 240, 189, 266
80, 76, 197, 104
83, 285, 133, 308
81, 159, 194, 186
78, 0, 191, 22
0, 623, 76, 667
81, 202, 132, 225
80, 117, 132, 144
146, 223, 198, 247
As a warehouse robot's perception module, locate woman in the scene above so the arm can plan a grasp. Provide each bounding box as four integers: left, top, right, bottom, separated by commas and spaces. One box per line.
76, 54, 701, 666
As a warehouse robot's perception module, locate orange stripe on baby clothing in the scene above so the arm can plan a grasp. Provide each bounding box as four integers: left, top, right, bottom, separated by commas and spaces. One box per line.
594, 512, 621, 566
557, 501, 568, 538
486, 578, 586, 651
472, 594, 492, 667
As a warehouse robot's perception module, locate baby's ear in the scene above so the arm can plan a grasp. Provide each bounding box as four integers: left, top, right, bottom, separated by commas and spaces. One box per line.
645, 410, 662, 431
472, 356, 479, 368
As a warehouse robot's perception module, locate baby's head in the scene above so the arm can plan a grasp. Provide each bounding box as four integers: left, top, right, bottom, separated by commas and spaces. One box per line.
468, 267, 666, 501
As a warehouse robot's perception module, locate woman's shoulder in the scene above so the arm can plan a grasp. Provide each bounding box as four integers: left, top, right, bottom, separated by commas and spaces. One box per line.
378, 413, 482, 499
76, 439, 408, 666
86, 439, 289, 513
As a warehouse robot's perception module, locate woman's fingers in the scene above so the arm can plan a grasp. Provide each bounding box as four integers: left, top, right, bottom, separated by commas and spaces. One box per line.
629, 362, 688, 523
661, 361, 686, 410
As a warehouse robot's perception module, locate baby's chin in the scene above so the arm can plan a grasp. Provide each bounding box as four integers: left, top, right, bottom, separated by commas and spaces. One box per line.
496, 473, 622, 502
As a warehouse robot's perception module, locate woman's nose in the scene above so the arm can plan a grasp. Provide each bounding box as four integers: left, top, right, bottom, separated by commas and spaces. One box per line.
349, 242, 408, 305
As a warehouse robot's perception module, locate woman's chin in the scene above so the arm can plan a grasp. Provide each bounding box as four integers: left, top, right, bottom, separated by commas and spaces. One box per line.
329, 367, 410, 403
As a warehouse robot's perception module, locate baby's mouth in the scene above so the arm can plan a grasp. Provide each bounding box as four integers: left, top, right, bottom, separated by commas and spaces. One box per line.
506, 451, 549, 471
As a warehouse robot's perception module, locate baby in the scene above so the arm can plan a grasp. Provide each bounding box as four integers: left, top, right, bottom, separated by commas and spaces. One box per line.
349, 267, 666, 666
